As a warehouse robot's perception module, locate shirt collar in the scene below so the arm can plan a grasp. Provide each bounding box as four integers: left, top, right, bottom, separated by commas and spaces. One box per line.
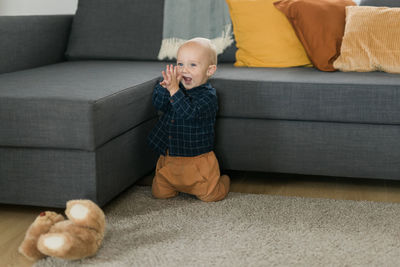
179, 82, 212, 92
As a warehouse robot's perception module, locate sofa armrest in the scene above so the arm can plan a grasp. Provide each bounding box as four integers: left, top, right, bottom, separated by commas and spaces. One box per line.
0, 15, 73, 74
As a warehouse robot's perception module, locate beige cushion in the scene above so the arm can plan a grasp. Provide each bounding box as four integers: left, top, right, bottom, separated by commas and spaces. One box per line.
333, 6, 400, 73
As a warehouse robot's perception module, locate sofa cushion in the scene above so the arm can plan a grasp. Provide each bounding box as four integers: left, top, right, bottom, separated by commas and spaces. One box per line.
66, 0, 237, 63
218, 39, 237, 63
274, 0, 355, 72
225, 0, 311, 67
0, 15, 72, 75
212, 64, 400, 125
0, 61, 167, 150
333, 6, 400, 74
360, 0, 400, 7
66, 0, 164, 61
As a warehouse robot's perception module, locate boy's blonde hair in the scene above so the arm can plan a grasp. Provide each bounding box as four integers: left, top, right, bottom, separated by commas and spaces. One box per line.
181, 37, 218, 65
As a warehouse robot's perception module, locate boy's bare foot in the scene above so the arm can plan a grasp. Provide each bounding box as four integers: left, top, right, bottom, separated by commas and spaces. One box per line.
220, 174, 230, 194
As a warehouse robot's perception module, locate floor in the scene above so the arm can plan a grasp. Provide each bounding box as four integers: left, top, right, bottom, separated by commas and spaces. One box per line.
2, 170, 400, 267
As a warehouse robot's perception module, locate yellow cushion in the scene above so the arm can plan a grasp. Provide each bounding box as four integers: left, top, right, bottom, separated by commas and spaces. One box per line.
226, 0, 311, 67
334, 6, 400, 73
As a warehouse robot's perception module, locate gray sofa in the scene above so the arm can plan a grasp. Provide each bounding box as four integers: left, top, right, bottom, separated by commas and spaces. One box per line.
1, 0, 400, 208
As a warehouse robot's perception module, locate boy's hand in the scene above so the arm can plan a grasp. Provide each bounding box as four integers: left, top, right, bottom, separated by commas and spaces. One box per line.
160, 64, 182, 96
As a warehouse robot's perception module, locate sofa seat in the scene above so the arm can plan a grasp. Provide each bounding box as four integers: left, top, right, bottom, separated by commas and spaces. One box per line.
0, 60, 167, 151
0, 60, 166, 207
212, 64, 400, 125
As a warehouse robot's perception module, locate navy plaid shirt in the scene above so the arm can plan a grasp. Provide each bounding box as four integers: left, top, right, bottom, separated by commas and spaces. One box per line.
148, 82, 218, 157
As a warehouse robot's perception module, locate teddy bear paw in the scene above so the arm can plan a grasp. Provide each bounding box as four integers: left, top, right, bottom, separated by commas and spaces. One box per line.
37, 233, 72, 258
65, 200, 105, 232
69, 203, 90, 220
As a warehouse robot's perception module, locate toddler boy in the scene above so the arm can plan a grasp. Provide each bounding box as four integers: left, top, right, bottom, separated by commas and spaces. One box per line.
148, 37, 230, 202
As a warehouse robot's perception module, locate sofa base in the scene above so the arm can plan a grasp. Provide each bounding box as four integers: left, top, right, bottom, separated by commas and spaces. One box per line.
0, 118, 158, 207
215, 118, 400, 180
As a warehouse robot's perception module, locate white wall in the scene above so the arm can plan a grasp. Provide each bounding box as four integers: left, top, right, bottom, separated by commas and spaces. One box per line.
0, 0, 78, 15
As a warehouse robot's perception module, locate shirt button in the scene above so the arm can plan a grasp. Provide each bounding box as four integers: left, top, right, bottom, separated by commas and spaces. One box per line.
170, 99, 174, 103
171, 120, 175, 123
168, 136, 172, 139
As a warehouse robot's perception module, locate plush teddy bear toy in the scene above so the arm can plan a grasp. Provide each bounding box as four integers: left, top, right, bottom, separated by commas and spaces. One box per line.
18, 199, 106, 261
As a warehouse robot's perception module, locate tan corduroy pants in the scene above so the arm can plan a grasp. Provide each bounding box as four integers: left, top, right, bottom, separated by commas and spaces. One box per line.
152, 151, 230, 202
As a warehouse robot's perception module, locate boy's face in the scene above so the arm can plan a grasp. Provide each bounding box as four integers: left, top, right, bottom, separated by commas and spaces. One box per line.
176, 43, 216, 90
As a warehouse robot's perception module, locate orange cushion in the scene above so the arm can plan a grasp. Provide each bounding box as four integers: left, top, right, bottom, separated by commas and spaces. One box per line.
274, 0, 355, 71
226, 0, 311, 68
334, 6, 400, 73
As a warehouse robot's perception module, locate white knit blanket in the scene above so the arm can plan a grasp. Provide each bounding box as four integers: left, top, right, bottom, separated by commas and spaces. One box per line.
157, 0, 233, 60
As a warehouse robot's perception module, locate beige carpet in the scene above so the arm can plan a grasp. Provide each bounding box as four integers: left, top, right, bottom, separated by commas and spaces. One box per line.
34, 185, 400, 267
